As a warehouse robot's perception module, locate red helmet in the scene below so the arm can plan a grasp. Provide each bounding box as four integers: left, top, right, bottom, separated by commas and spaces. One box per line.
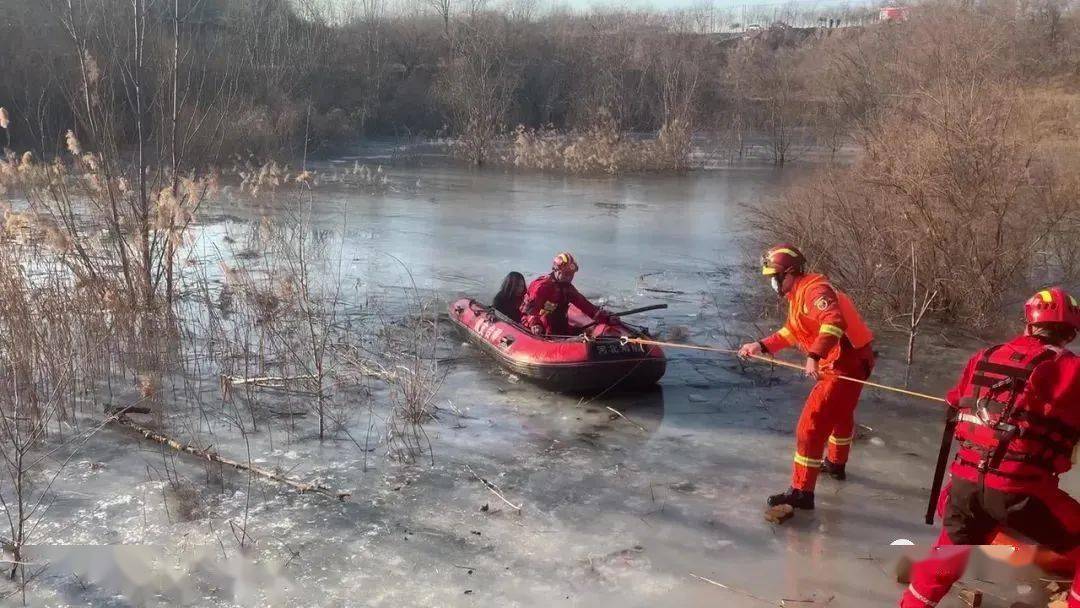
761, 244, 805, 276
552, 252, 579, 273
1024, 287, 1080, 330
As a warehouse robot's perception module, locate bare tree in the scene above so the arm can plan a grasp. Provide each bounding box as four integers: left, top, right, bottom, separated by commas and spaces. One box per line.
436, 14, 520, 166
424, 0, 453, 45
903, 242, 939, 365
725, 28, 815, 165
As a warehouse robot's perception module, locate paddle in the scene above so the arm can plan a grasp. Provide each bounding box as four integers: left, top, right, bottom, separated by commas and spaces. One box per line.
579, 303, 668, 332
609, 303, 668, 317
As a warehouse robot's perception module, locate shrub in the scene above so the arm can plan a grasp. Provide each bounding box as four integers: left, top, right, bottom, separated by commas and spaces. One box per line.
749, 81, 1080, 329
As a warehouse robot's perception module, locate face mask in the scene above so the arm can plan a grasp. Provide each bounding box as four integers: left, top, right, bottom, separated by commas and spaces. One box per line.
771, 276, 781, 294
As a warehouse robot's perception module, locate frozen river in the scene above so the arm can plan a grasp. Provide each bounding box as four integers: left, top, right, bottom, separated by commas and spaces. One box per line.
17, 145, 1076, 607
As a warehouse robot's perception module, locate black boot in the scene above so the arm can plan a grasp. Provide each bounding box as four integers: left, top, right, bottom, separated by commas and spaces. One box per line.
822, 459, 847, 481
766, 487, 815, 510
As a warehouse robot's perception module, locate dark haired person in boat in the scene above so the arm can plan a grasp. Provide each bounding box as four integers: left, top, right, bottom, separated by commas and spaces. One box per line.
520, 252, 612, 336
492, 272, 526, 323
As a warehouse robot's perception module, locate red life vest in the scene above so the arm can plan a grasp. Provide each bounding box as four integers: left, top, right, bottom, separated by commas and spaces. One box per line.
519, 274, 598, 334
951, 340, 1080, 489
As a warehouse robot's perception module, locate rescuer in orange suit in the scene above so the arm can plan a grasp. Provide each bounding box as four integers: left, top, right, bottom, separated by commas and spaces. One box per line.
738, 244, 875, 510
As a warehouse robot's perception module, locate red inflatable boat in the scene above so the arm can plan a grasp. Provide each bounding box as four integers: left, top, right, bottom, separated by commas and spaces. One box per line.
449, 298, 666, 393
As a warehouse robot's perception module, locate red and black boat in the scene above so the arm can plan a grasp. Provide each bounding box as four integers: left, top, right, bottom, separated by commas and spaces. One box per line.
449, 298, 667, 393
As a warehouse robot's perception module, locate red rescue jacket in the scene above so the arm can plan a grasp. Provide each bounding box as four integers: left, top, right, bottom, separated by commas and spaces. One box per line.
947, 334, 1080, 492
519, 274, 600, 335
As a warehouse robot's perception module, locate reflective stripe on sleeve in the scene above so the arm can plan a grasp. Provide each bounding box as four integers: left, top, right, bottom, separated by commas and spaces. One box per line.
819, 324, 844, 338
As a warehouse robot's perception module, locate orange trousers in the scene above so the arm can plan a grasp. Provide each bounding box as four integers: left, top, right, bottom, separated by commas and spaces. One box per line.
791, 345, 875, 492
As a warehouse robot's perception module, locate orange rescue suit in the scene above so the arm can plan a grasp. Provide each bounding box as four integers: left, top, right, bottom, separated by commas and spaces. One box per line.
760, 273, 875, 492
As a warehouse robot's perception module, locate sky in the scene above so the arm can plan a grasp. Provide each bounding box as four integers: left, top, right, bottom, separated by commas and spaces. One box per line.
557, 0, 872, 8
317, 0, 880, 14
308, 0, 882, 29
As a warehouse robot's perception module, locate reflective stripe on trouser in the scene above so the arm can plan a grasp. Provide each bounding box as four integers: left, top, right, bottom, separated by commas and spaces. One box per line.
792, 374, 865, 491
827, 429, 855, 465
902, 530, 1080, 608
794, 453, 823, 468
899, 528, 972, 608
904, 584, 937, 607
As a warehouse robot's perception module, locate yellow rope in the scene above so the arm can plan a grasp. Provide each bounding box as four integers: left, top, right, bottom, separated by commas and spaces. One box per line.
623, 337, 947, 403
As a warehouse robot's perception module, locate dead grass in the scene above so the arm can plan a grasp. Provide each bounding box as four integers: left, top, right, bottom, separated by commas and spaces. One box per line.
507, 110, 693, 174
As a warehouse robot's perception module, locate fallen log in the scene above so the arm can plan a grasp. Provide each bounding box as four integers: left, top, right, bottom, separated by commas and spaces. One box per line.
112, 415, 350, 501
222, 374, 316, 386
105, 405, 153, 416
219, 374, 318, 400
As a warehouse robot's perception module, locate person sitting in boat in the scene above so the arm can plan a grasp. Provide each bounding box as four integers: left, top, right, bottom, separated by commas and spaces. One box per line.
492, 271, 526, 322
520, 252, 612, 336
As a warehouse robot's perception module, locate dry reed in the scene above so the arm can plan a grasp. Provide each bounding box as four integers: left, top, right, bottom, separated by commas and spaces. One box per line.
508, 110, 693, 174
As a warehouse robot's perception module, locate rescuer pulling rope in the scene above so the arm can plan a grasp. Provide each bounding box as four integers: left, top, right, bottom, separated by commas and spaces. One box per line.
733, 245, 878, 513
899, 288, 1080, 608
619, 336, 945, 403
626, 285, 1080, 599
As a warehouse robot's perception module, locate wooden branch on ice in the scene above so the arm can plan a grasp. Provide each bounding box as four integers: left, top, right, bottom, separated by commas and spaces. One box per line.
605, 406, 646, 432
112, 415, 350, 501
690, 573, 780, 606
350, 360, 400, 383
464, 464, 522, 513
957, 588, 982, 608
221, 374, 317, 386
219, 374, 318, 400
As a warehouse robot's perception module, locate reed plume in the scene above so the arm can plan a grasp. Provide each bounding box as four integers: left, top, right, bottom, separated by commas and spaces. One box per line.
64, 130, 82, 156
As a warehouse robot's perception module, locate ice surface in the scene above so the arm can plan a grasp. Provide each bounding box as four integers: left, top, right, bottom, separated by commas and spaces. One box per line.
14, 145, 1075, 607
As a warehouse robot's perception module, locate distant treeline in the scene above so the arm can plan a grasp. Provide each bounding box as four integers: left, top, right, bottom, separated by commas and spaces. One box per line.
0, 0, 1077, 168
0, 0, 856, 164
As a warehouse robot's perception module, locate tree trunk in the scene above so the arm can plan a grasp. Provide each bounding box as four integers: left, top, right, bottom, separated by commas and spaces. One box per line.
167, 0, 181, 309
133, 0, 153, 307
907, 242, 918, 365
